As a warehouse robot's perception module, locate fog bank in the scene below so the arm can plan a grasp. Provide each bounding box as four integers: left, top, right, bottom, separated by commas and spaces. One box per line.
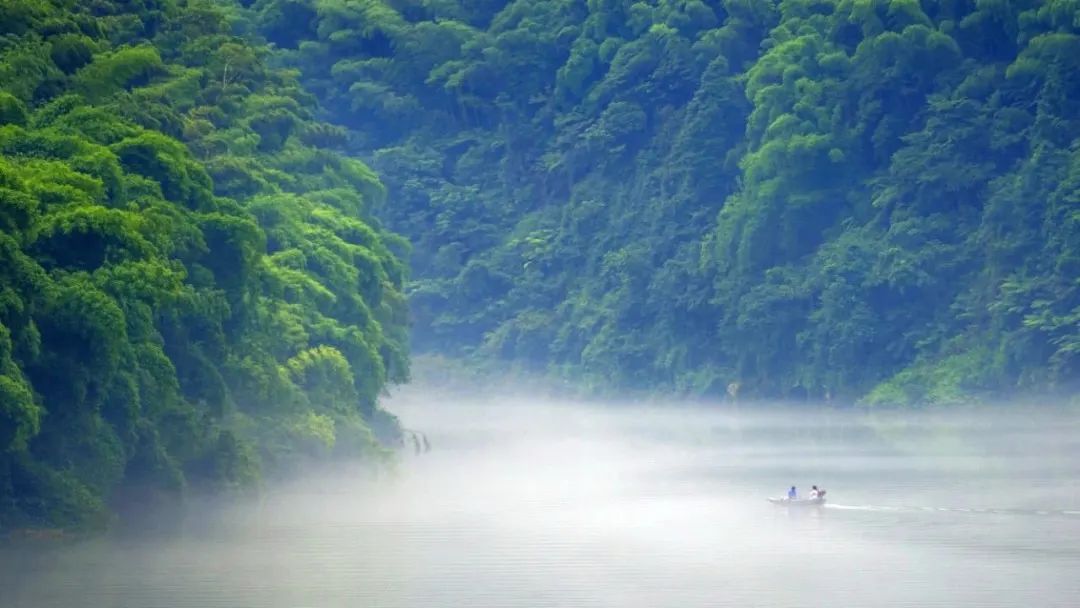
2, 389, 1078, 607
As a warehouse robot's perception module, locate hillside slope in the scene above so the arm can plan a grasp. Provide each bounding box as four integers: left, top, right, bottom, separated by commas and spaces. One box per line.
246, 0, 1079, 402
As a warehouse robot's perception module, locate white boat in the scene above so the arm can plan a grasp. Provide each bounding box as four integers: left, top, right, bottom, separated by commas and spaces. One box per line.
768, 496, 826, 506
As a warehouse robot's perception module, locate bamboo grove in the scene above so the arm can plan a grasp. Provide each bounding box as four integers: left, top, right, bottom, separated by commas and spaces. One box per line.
0, 0, 409, 528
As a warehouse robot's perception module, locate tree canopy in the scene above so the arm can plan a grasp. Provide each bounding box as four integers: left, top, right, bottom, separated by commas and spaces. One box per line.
242, 0, 1079, 403
0, 0, 409, 529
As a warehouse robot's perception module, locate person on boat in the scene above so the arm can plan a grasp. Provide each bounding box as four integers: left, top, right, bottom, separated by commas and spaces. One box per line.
787, 486, 797, 500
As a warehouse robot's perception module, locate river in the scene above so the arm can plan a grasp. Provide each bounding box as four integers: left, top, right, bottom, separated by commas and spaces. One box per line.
2, 392, 1078, 607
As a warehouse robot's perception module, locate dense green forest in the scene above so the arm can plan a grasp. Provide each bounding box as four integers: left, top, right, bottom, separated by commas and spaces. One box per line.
0, 0, 409, 528
239, 0, 1079, 403
3, 0, 1079, 528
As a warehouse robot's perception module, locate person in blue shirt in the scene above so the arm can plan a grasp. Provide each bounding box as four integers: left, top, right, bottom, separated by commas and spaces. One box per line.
787, 486, 797, 500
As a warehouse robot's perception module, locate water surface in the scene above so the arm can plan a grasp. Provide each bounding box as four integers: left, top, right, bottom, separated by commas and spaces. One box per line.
3, 394, 1078, 607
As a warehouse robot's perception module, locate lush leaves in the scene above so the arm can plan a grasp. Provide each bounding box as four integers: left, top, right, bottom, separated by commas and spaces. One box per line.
0, 0, 408, 529
248, 0, 1077, 404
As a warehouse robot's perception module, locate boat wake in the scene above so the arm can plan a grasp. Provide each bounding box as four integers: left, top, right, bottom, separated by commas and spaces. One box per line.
825, 504, 1080, 518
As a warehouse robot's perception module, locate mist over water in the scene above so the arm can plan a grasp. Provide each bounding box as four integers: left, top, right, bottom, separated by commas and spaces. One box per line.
3, 390, 1079, 608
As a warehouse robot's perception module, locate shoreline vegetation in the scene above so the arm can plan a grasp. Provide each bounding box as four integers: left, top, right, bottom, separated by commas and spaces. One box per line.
405, 355, 1080, 410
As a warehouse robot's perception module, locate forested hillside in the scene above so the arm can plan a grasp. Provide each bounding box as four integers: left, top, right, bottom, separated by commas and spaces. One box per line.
0, 0, 408, 528
243, 0, 1079, 403
3, 0, 1079, 529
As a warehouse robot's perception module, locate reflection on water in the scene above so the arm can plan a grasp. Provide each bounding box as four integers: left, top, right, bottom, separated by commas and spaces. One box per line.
2, 394, 1079, 608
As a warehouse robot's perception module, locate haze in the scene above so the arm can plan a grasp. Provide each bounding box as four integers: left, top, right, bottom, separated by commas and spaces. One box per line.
2, 389, 1078, 608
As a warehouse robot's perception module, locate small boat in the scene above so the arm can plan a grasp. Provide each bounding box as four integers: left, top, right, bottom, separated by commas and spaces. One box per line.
768, 497, 826, 506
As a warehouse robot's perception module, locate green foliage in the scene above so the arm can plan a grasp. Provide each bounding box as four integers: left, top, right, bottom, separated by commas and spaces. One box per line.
8, 0, 1078, 533
242, 0, 1077, 404
0, 0, 408, 529
0, 93, 28, 126
72, 46, 167, 101
49, 34, 98, 75
0, 365, 39, 453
